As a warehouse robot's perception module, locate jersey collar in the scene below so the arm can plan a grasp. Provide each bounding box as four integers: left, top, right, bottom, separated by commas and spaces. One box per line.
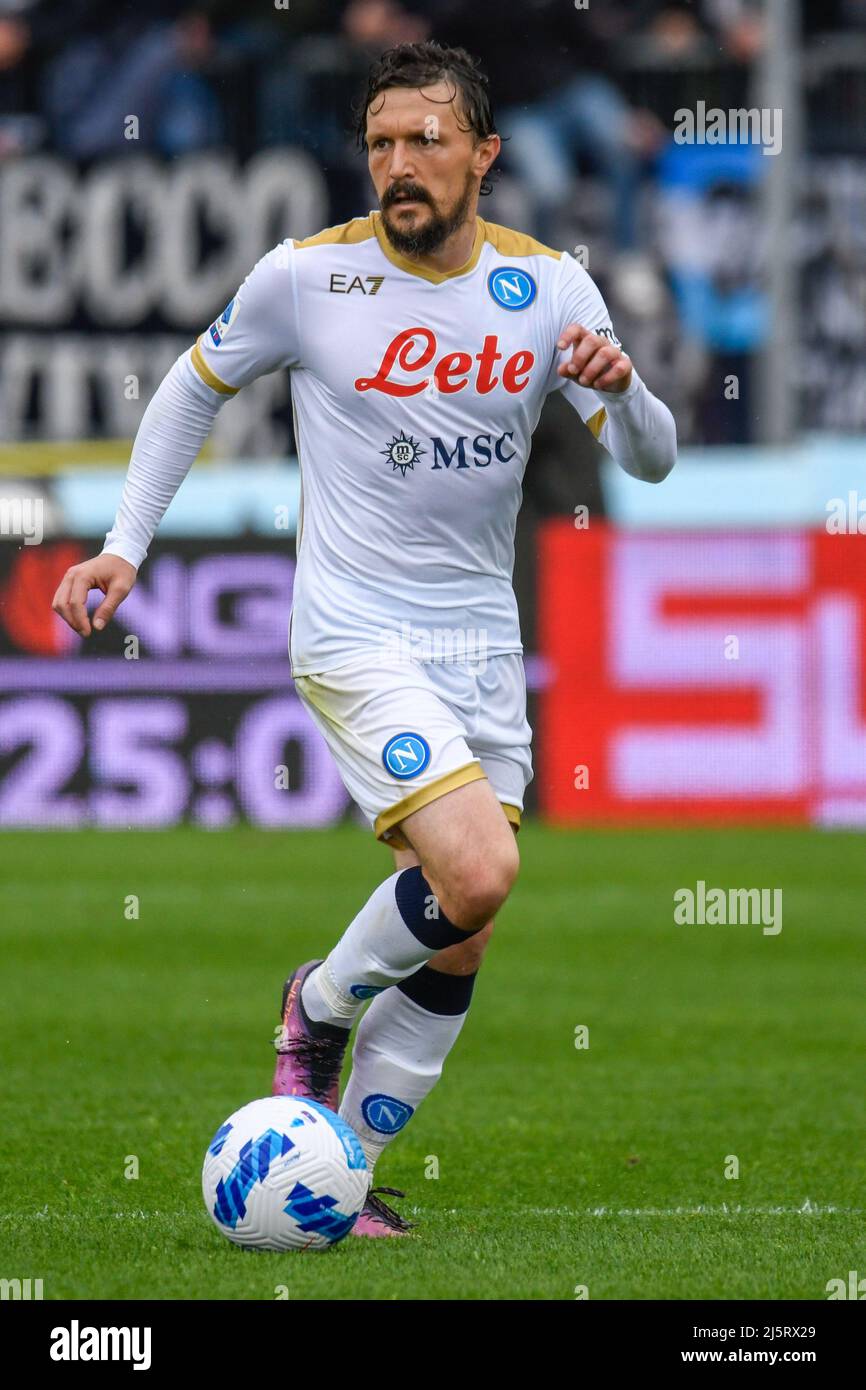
371, 210, 485, 284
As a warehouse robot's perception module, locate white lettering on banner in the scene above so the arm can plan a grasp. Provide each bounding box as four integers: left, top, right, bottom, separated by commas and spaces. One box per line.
235, 698, 349, 827
0, 157, 80, 322
187, 555, 295, 656
0, 152, 328, 327
115, 553, 295, 657
83, 159, 169, 324
90, 701, 188, 825
117, 557, 186, 657
0, 335, 290, 452
609, 535, 809, 797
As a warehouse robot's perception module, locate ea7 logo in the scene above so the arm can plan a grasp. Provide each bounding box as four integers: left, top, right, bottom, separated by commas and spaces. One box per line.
330, 274, 385, 295
826, 1270, 866, 1299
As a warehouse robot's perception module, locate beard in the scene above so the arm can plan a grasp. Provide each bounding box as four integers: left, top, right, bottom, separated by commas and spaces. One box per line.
380, 174, 476, 257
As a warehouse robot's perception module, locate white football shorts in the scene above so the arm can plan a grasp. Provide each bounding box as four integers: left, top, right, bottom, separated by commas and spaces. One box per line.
294, 651, 533, 850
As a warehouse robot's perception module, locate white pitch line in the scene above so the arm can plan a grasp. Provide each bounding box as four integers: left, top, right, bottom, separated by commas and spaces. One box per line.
421, 1202, 861, 1218
1, 1201, 860, 1223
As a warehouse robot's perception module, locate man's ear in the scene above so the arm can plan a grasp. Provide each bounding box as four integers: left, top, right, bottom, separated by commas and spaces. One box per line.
475, 133, 501, 179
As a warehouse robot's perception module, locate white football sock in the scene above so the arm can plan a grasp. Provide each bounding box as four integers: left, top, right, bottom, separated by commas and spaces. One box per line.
338, 982, 471, 1173
301, 867, 472, 1029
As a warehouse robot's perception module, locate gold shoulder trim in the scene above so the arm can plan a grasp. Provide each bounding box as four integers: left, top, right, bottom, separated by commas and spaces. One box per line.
191, 339, 238, 396
292, 217, 377, 251
480, 220, 562, 261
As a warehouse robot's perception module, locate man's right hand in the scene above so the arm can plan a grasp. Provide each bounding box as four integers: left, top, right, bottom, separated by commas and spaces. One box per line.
51, 553, 138, 638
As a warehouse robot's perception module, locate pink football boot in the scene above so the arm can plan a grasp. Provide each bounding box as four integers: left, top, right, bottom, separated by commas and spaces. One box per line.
272, 960, 350, 1111
351, 1186, 415, 1237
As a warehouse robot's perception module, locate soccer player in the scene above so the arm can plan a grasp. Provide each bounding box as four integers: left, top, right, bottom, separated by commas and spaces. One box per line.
52, 42, 676, 1236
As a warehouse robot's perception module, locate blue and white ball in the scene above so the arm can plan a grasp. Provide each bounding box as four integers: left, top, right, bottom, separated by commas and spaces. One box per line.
202, 1096, 368, 1251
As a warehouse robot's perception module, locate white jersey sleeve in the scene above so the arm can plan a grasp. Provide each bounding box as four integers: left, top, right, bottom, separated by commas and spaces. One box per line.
102, 241, 302, 568
190, 240, 302, 394
102, 353, 224, 568
550, 254, 677, 483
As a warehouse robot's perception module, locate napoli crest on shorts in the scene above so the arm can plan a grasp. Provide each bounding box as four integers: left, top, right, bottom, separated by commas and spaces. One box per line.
361, 1093, 415, 1135
382, 732, 431, 779
487, 266, 537, 311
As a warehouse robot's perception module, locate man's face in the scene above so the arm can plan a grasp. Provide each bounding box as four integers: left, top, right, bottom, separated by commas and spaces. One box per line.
365, 81, 498, 256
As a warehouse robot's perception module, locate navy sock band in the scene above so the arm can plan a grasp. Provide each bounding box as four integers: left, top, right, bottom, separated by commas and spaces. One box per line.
398, 962, 477, 1016
394, 866, 474, 950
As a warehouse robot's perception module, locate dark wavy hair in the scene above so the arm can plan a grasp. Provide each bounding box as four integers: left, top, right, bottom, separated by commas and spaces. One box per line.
353, 41, 500, 196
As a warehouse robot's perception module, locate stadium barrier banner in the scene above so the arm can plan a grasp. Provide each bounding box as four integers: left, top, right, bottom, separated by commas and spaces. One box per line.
0, 532, 541, 829
0, 538, 353, 829
0, 153, 327, 455
538, 523, 866, 827
10, 525, 864, 831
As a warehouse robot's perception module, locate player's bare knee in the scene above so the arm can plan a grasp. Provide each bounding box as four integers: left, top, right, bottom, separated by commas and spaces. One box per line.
455, 886, 505, 932
432, 841, 518, 932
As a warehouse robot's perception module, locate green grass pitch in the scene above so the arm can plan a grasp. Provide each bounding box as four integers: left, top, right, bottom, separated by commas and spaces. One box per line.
1, 823, 863, 1300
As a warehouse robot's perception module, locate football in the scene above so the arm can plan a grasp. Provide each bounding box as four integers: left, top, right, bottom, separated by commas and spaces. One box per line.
202, 1096, 369, 1251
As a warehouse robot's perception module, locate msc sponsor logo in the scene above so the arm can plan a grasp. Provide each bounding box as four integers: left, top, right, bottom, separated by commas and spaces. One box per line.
356, 328, 535, 397
487, 266, 537, 310
382, 732, 431, 779
382, 429, 517, 474
381, 430, 425, 476
430, 431, 516, 469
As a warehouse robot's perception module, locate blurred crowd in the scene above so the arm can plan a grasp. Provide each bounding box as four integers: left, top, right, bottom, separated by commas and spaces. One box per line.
1, 2, 850, 170
2, 0, 866, 447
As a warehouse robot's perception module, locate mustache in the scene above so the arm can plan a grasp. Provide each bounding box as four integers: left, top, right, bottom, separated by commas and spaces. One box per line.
383, 184, 431, 208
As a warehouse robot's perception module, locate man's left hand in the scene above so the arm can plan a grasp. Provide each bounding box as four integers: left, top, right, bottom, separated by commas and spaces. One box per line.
556, 323, 633, 394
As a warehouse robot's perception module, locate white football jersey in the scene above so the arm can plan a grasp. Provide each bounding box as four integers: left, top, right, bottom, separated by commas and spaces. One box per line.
190, 212, 621, 675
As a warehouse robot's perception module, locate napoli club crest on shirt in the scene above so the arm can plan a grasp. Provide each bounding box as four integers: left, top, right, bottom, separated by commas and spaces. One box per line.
382, 733, 431, 779
487, 266, 537, 311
